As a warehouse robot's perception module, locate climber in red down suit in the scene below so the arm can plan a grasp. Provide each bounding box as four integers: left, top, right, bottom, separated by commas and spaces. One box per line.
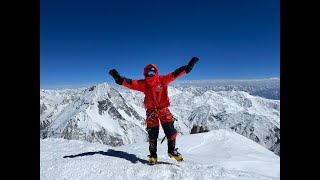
109, 57, 199, 165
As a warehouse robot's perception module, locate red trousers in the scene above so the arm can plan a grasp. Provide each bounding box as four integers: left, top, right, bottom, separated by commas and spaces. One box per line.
146, 107, 177, 141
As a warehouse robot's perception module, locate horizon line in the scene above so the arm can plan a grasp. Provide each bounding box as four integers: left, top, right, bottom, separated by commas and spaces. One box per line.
40, 77, 280, 90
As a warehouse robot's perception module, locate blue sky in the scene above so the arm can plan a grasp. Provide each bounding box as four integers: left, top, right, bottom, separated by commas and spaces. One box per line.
40, 0, 279, 89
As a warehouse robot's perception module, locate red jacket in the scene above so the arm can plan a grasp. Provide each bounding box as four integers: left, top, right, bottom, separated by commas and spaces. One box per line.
121, 64, 187, 109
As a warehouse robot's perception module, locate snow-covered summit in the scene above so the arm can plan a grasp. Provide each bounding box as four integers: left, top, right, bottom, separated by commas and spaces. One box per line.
41, 129, 279, 180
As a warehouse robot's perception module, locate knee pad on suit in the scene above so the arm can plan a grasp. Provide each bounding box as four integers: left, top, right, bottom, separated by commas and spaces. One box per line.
161, 122, 177, 140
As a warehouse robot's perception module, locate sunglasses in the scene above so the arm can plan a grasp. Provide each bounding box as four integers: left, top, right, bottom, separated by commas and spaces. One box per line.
146, 68, 156, 76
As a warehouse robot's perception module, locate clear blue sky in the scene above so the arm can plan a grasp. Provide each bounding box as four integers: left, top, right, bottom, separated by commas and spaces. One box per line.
40, 0, 279, 89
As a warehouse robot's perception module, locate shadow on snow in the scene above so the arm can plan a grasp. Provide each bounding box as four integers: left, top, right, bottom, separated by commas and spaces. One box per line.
63, 149, 176, 166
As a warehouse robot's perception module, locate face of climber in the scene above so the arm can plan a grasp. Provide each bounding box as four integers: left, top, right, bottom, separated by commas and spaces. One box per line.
146, 67, 156, 77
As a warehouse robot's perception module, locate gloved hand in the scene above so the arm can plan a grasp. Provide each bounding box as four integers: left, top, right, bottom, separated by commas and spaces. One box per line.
188, 57, 199, 69
109, 69, 121, 81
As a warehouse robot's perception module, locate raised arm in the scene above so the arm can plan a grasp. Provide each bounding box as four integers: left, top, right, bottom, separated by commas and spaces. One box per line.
109, 69, 145, 92
162, 57, 199, 86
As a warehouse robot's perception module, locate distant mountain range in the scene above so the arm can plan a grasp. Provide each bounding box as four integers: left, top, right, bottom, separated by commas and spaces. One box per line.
171, 78, 280, 100
40, 78, 280, 156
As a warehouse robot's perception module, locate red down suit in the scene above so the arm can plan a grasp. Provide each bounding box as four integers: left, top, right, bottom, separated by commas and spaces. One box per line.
117, 64, 191, 141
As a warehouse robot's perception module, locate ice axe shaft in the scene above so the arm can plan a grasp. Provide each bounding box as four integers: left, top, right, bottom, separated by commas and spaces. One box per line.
160, 136, 166, 144
160, 116, 177, 144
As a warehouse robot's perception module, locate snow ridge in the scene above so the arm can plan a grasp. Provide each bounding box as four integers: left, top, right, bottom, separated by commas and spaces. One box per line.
41, 130, 280, 180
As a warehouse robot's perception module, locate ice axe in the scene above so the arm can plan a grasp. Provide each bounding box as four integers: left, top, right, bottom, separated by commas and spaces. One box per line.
160, 115, 178, 144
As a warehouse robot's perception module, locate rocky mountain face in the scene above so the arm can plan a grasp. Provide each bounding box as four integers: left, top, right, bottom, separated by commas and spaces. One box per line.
40, 83, 147, 146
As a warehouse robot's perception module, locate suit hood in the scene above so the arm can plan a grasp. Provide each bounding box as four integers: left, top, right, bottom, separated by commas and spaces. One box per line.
143, 64, 159, 77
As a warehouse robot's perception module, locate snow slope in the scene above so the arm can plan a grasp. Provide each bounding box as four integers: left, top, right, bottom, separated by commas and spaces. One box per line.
41, 129, 279, 180
40, 88, 85, 134
41, 83, 148, 146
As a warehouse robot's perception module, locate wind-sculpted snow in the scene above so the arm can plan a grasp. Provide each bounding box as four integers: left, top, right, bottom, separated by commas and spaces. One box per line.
41, 130, 279, 180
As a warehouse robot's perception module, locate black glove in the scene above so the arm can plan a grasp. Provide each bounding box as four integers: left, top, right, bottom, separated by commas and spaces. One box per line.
109, 69, 121, 81
188, 57, 199, 69
185, 57, 199, 73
